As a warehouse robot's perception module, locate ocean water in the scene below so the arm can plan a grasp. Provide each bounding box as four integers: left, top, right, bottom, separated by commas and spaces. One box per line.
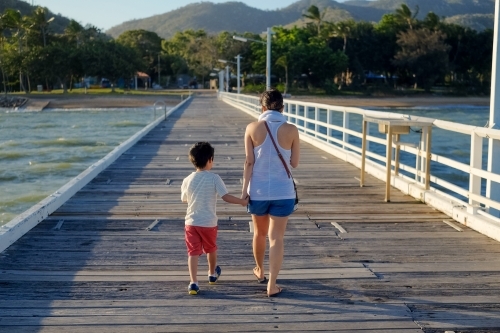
0, 109, 159, 226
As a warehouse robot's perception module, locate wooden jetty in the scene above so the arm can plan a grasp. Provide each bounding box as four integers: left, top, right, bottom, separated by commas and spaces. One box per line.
1, 95, 500, 332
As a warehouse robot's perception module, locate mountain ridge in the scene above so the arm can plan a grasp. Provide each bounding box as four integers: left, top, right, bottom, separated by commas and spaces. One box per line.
106, 0, 495, 39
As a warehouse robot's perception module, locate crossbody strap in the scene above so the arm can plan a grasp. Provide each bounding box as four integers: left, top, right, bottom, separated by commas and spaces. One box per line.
264, 121, 292, 179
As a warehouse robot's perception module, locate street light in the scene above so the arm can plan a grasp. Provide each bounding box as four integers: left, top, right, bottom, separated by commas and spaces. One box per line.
218, 56, 243, 94
218, 60, 231, 93
212, 67, 225, 92
233, 28, 272, 90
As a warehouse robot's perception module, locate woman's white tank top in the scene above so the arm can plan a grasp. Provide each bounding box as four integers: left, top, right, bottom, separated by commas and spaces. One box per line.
248, 120, 295, 200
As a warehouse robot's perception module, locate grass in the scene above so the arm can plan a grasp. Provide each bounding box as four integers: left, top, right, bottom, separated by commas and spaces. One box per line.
10, 88, 195, 96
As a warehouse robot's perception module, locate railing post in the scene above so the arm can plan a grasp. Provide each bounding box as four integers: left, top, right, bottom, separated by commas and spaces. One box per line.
327, 109, 331, 142
343, 111, 350, 149
416, 130, 426, 184
470, 133, 483, 206
385, 126, 394, 202
315, 107, 319, 138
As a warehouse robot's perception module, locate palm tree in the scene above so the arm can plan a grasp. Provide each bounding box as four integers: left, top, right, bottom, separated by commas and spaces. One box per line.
2, 9, 28, 92
302, 5, 325, 35
65, 20, 84, 47
0, 13, 7, 95
276, 55, 289, 94
30, 7, 54, 47
329, 20, 355, 54
395, 4, 419, 30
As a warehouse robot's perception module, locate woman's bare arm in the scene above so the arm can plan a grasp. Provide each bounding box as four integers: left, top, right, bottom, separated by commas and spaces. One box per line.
290, 125, 300, 168
242, 124, 255, 198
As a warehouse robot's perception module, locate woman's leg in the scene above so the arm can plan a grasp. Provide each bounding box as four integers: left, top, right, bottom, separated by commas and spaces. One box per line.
267, 215, 289, 295
252, 214, 269, 279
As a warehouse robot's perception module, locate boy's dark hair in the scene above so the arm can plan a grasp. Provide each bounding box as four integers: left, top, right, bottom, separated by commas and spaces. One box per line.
259, 88, 284, 111
189, 142, 214, 168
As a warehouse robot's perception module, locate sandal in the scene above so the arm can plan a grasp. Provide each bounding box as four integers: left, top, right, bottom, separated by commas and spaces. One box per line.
267, 286, 283, 297
253, 267, 267, 284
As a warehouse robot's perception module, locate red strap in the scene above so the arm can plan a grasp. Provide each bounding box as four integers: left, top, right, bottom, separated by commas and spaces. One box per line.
264, 121, 292, 179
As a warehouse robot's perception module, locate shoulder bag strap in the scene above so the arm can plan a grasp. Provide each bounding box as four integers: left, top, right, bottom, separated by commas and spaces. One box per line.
264, 121, 292, 179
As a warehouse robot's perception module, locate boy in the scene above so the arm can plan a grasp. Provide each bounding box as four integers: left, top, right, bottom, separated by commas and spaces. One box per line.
181, 142, 248, 295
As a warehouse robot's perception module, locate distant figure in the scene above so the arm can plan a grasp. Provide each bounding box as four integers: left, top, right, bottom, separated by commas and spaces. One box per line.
241, 88, 300, 297
181, 142, 249, 295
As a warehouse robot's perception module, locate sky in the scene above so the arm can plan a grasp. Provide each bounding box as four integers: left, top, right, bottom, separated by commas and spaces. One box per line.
31, 0, 352, 31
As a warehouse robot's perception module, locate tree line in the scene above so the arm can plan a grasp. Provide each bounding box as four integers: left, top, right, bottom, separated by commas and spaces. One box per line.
0, 4, 494, 95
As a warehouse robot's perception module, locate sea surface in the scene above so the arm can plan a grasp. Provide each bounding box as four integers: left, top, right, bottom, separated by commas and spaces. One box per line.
0, 108, 160, 226
0, 105, 491, 227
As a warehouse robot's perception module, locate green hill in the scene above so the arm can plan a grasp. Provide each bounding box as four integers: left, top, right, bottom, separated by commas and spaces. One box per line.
105, 0, 496, 39
1, 0, 71, 34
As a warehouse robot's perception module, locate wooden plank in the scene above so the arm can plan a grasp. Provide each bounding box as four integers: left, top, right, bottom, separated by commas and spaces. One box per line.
0, 267, 375, 281
1, 96, 500, 332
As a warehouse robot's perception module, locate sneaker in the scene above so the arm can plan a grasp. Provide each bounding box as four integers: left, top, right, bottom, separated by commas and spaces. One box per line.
188, 283, 199, 295
208, 266, 221, 284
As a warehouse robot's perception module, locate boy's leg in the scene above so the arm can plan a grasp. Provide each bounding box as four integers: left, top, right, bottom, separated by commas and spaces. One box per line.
199, 226, 218, 276
185, 226, 202, 284
188, 255, 199, 283
252, 214, 270, 279
207, 251, 217, 276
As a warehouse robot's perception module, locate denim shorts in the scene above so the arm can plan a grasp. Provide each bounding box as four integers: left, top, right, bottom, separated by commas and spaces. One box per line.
247, 199, 295, 217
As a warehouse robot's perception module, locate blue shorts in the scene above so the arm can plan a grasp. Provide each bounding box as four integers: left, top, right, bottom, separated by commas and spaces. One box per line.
247, 199, 295, 217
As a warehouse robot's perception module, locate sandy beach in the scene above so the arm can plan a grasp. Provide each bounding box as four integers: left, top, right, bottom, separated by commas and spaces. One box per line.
19, 91, 490, 109
288, 95, 490, 108
21, 93, 185, 110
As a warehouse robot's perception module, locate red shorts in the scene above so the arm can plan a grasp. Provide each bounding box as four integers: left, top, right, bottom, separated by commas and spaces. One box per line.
185, 225, 218, 256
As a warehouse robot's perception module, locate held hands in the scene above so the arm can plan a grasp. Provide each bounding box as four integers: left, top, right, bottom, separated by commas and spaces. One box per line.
241, 194, 249, 206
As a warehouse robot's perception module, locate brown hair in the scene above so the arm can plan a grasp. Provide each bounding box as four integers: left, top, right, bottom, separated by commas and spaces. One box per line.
259, 88, 284, 111
189, 142, 214, 168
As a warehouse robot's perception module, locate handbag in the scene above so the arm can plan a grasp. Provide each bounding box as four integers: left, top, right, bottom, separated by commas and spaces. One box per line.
263, 121, 299, 211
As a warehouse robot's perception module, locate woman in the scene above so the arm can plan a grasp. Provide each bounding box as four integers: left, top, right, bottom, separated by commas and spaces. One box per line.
241, 88, 300, 297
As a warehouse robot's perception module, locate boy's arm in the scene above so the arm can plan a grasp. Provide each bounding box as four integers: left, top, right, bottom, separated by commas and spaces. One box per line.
221, 193, 249, 206
181, 180, 188, 203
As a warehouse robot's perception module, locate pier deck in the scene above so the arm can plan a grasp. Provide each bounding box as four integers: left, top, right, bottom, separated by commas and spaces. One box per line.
1, 96, 500, 332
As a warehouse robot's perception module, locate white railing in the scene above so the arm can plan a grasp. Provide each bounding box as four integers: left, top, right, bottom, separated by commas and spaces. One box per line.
219, 92, 500, 241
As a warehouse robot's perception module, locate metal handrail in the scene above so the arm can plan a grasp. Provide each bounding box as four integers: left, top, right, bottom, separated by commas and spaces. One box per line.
219, 92, 500, 212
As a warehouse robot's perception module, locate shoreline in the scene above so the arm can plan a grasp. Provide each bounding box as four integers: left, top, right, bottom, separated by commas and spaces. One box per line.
2, 92, 491, 110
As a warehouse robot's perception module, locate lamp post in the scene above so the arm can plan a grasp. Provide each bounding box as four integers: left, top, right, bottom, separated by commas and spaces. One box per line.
158, 54, 160, 88
233, 27, 272, 90
212, 67, 224, 92
236, 54, 242, 94
218, 56, 243, 94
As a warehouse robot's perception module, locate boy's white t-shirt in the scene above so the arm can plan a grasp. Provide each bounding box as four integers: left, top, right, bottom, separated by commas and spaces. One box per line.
181, 171, 229, 227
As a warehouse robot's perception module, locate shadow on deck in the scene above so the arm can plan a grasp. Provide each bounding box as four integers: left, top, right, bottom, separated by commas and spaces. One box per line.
1, 96, 500, 332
